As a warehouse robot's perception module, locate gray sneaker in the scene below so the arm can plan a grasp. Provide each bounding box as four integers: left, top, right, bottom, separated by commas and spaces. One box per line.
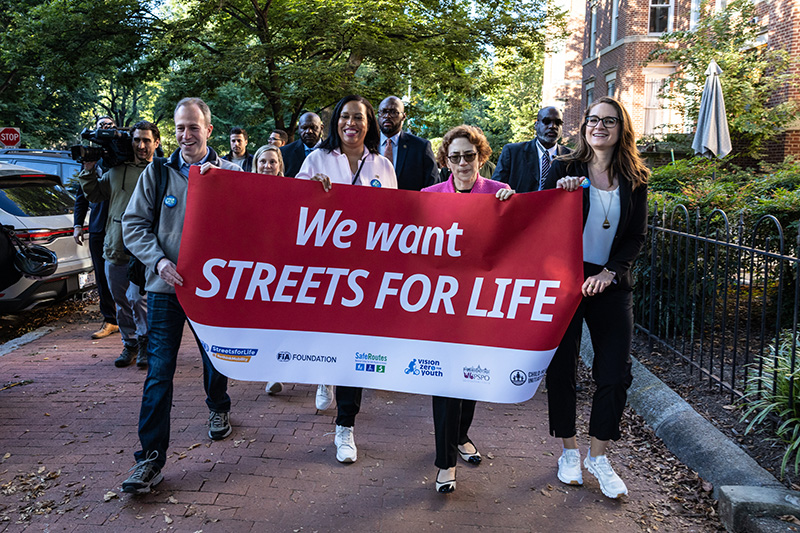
114, 344, 138, 368
121, 452, 162, 494
208, 410, 232, 440
136, 336, 148, 368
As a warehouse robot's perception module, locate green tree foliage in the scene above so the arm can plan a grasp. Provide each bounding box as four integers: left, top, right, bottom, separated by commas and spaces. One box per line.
648, 0, 798, 158
157, 0, 560, 139
0, 0, 159, 146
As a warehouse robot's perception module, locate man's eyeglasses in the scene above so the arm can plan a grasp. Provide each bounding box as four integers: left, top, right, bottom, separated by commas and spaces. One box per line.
378, 110, 403, 118
447, 152, 477, 164
585, 116, 619, 128
540, 118, 563, 126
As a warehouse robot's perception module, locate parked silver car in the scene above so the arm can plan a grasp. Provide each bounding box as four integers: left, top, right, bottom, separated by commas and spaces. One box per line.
0, 162, 93, 311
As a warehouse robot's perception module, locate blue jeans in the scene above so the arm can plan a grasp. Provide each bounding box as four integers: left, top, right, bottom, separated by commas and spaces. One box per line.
134, 292, 230, 468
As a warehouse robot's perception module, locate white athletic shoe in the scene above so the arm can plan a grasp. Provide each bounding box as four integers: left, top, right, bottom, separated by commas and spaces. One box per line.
265, 382, 283, 395
557, 448, 583, 485
585, 454, 628, 499
334, 425, 357, 463
316, 384, 335, 410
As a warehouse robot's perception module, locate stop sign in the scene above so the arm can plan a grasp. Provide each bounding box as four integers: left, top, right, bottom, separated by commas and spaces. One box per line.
0, 127, 20, 148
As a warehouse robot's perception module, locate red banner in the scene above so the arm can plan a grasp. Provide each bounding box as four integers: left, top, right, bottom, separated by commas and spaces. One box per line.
176, 168, 583, 403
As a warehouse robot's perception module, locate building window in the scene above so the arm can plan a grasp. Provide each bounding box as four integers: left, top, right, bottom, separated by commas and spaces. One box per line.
589, 4, 598, 57
605, 71, 617, 98
643, 76, 680, 136
690, 0, 701, 29
585, 80, 595, 108
649, 0, 673, 34
611, 0, 620, 43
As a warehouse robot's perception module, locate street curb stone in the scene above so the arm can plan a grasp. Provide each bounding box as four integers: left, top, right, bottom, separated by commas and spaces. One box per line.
578, 324, 796, 533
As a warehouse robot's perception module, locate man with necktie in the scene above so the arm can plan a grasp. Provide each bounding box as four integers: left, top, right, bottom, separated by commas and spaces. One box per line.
378, 96, 439, 191
492, 106, 572, 193
281, 112, 323, 177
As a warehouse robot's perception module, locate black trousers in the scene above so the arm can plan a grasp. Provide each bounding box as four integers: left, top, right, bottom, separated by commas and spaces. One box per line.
89, 232, 116, 325
546, 264, 633, 442
336, 386, 362, 427
432, 396, 476, 469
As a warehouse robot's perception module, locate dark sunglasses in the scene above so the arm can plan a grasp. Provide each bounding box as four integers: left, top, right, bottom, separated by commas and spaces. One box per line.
540, 118, 563, 126
447, 152, 477, 164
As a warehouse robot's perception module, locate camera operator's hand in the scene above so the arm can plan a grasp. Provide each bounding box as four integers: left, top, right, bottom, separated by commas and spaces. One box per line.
157, 258, 183, 287
82, 160, 96, 172
73, 226, 84, 246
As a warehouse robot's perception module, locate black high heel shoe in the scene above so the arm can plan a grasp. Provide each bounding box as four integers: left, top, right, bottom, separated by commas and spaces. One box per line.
458, 440, 481, 465
436, 467, 456, 493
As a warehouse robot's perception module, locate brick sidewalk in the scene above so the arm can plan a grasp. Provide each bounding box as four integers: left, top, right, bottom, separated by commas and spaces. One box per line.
0, 309, 703, 532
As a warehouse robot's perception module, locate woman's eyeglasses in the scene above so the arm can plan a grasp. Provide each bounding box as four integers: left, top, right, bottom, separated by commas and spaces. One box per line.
585, 116, 619, 128
447, 152, 477, 164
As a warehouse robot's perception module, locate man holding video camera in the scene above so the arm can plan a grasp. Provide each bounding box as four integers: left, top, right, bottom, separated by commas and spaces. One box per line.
78, 121, 161, 369
74, 116, 118, 341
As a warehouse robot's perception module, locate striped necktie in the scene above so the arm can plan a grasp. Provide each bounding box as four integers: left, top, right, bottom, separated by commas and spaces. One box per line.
540, 150, 551, 190
384, 138, 394, 167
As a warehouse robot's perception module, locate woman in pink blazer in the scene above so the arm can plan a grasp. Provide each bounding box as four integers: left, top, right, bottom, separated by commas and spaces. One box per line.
422, 125, 513, 493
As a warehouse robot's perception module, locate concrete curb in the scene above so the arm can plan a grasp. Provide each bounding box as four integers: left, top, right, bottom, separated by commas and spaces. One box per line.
578, 325, 799, 532
0, 326, 53, 357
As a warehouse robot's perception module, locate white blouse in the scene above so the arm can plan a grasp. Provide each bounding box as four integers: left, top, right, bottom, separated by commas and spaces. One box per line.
583, 185, 620, 265
295, 146, 397, 189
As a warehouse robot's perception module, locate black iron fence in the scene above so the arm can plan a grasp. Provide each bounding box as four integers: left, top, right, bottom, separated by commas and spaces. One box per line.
634, 203, 800, 404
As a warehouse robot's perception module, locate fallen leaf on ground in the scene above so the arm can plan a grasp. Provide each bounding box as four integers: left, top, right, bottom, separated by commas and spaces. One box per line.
103, 491, 118, 502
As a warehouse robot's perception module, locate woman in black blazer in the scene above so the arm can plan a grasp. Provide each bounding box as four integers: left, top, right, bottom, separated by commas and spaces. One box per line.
542, 96, 649, 499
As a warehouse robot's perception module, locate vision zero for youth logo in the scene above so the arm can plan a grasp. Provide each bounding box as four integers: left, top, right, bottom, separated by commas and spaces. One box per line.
510, 369, 547, 386
405, 358, 443, 378
354, 351, 386, 373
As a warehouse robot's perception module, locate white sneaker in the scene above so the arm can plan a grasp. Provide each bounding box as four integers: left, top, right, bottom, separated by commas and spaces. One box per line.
265, 382, 283, 395
316, 384, 335, 410
584, 454, 628, 498
557, 448, 583, 485
334, 425, 357, 463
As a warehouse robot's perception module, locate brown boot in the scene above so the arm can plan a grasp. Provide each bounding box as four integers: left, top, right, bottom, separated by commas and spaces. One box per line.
91, 322, 119, 339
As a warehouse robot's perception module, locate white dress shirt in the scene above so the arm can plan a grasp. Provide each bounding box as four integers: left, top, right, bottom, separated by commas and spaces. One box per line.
295, 147, 397, 188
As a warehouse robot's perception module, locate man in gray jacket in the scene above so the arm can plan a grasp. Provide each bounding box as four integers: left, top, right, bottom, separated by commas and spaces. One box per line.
120, 98, 242, 494
79, 121, 160, 369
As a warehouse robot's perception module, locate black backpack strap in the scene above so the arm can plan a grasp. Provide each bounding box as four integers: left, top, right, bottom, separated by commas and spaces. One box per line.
151, 157, 169, 233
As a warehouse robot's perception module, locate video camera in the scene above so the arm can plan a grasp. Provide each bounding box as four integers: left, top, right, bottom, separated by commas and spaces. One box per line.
70, 127, 134, 167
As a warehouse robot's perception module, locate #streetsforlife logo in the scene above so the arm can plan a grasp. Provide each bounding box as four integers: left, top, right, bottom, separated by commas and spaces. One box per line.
209, 345, 258, 363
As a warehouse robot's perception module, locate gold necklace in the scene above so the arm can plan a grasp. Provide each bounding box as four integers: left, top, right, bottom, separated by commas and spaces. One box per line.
595, 187, 612, 229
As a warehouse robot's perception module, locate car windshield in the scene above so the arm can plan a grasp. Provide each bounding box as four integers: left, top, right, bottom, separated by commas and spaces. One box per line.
0, 182, 74, 216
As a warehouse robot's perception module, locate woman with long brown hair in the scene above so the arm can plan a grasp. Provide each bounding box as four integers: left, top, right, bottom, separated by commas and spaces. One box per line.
543, 96, 649, 499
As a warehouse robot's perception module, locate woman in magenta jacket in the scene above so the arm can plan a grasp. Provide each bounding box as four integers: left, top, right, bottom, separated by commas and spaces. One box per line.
422, 125, 513, 493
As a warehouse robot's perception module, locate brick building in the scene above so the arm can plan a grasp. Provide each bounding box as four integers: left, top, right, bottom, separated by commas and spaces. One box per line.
542, 0, 800, 158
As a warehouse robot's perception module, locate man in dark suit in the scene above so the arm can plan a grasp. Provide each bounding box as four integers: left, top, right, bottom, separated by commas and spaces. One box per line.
378, 96, 439, 191
281, 112, 323, 177
492, 106, 571, 193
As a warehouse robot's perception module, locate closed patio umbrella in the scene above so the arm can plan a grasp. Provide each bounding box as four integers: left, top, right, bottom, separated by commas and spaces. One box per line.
692, 59, 732, 159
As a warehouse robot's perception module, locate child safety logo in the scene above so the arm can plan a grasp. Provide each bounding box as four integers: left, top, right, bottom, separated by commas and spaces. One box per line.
462, 365, 491, 383
404, 358, 443, 378
208, 345, 258, 363
354, 351, 386, 373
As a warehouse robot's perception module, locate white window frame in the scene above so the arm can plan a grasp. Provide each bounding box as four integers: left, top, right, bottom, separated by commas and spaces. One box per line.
611, 0, 620, 43
589, 3, 598, 57
649, 0, 674, 35
605, 71, 617, 98
690, 0, 701, 30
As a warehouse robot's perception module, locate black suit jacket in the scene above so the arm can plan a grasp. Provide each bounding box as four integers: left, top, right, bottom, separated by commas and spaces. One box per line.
392, 131, 439, 191
543, 160, 648, 291
281, 140, 311, 178
492, 140, 571, 193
